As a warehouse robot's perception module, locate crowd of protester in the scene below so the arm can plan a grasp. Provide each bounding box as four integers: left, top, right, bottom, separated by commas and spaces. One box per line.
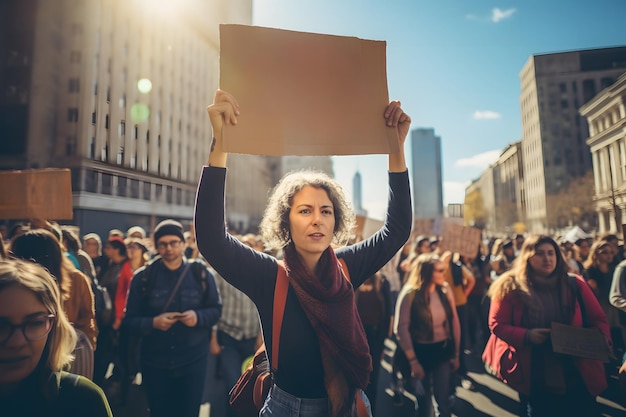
1, 216, 626, 417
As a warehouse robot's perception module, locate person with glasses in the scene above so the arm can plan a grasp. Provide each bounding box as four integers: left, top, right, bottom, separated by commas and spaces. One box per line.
0, 258, 112, 416
10, 229, 97, 380
394, 253, 461, 417
123, 219, 222, 417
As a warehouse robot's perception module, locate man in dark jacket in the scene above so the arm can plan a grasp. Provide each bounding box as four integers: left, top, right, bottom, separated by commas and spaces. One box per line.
123, 219, 222, 417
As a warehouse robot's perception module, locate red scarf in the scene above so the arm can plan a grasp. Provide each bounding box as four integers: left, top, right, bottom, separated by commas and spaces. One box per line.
283, 243, 371, 417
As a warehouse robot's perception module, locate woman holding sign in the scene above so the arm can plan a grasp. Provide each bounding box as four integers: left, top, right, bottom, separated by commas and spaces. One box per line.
485, 235, 610, 417
195, 90, 412, 417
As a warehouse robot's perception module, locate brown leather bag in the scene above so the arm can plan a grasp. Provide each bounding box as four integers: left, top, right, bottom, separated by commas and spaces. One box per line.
228, 262, 288, 414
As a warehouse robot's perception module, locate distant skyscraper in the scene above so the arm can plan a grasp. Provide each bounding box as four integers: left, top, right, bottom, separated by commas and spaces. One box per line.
410, 128, 444, 219
520, 46, 626, 232
352, 170, 367, 217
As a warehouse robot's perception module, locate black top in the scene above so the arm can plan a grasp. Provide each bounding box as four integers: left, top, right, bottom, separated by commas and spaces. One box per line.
195, 166, 411, 397
1, 370, 112, 417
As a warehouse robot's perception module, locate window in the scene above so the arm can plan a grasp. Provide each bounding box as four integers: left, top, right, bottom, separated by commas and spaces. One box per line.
119, 121, 125, 136
105, 115, 109, 129
92, 112, 96, 124
601, 77, 614, 89
85, 170, 98, 192
89, 137, 95, 159
68, 78, 80, 93
118, 177, 127, 197
102, 173, 112, 195
130, 179, 139, 198
117, 147, 124, 164
582, 79, 595, 103
65, 136, 76, 156
67, 108, 79, 122
143, 182, 151, 200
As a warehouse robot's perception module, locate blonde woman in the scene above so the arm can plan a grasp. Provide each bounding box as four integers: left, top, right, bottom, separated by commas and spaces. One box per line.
10, 230, 97, 379
0, 258, 111, 416
395, 253, 460, 417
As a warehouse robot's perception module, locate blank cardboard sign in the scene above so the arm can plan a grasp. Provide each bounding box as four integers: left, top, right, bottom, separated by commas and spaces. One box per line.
0, 169, 73, 220
219, 24, 398, 156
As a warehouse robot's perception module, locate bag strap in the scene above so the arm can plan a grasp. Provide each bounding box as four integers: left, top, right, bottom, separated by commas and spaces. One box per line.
338, 258, 350, 282
161, 263, 192, 313
272, 262, 289, 371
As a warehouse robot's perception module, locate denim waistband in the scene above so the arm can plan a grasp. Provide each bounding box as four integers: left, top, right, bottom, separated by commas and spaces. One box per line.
268, 384, 330, 416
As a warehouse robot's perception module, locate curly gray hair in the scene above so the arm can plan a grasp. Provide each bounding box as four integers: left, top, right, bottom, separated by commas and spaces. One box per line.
259, 170, 356, 251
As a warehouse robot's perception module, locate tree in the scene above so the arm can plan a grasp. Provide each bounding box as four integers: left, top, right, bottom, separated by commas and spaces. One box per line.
464, 189, 488, 229
546, 171, 597, 231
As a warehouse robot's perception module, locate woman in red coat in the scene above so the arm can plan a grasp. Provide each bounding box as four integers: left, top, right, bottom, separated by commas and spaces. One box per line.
486, 235, 610, 417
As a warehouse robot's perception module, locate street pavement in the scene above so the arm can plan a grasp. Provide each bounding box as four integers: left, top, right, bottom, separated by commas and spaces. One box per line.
117, 338, 626, 417
373, 338, 626, 417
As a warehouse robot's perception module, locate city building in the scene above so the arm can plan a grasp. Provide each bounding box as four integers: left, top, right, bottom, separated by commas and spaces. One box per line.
463, 143, 524, 235
410, 128, 443, 219
519, 46, 626, 233
492, 142, 525, 232
352, 170, 368, 217
580, 71, 626, 234
464, 166, 495, 231
0, 0, 254, 238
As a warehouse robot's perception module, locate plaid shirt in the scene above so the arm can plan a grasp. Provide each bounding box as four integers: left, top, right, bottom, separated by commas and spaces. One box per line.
213, 268, 261, 340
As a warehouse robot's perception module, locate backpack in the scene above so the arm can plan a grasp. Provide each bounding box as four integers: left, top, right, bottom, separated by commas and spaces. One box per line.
92, 276, 114, 327
140, 256, 209, 306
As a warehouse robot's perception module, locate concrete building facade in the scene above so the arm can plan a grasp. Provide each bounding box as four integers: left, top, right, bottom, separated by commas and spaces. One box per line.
519, 46, 626, 233
410, 128, 443, 220
0, 0, 256, 237
493, 142, 525, 232
580, 71, 626, 234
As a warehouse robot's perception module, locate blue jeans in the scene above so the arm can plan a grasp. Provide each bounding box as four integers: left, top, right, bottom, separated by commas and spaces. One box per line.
260, 384, 373, 417
218, 331, 257, 417
141, 355, 208, 417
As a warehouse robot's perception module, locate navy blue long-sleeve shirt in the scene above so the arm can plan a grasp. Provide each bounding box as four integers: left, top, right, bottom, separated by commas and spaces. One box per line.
123, 260, 222, 369
195, 166, 411, 397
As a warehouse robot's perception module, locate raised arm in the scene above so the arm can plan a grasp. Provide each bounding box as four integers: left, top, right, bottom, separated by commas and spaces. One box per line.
384, 100, 411, 173
206, 89, 240, 168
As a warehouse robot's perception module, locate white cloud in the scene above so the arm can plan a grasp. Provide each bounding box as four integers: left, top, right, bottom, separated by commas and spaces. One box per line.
455, 150, 501, 169
444, 181, 469, 205
491, 7, 516, 23
473, 110, 501, 120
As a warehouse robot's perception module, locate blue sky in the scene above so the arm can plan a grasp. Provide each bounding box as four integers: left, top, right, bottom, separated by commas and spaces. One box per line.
252, 0, 626, 220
